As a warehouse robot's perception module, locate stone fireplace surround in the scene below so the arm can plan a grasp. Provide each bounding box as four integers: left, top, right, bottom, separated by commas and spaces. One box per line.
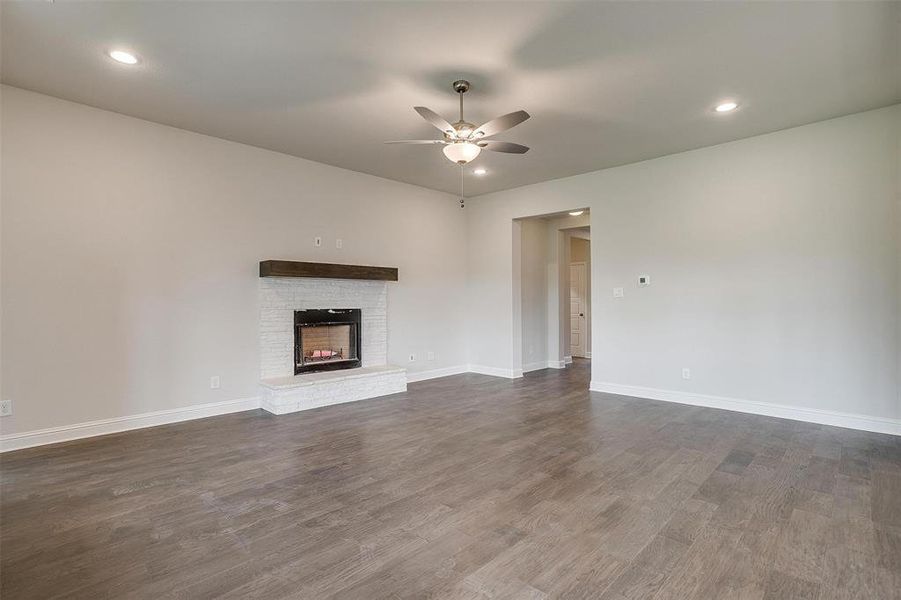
258, 276, 406, 414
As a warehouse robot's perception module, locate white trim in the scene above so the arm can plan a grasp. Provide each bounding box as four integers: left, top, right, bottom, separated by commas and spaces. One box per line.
467, 364, 522, 379
0, 396, 261, 453
564, 356, 573, 364
406, 365, 469, 383
589, 381, 901, 436
547, 360, 566, 369
16, 373, 895, 452
584, 352, 591, 359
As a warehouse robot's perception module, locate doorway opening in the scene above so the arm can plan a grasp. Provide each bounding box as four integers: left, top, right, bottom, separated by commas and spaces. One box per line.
511, 210, 591, 378
569, 228, 591, 359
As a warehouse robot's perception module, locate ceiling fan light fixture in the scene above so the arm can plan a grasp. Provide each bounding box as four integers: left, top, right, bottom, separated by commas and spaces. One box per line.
443, 141, 481, 164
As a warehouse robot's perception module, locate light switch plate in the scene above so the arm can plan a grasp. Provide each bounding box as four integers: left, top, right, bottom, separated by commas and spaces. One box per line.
613, 287, 624, 298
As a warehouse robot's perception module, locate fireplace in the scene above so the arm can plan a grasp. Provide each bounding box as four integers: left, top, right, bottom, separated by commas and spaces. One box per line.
294, 309, 362, 375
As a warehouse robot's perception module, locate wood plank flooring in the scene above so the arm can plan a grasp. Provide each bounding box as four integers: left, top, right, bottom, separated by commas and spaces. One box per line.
2, 360, 900, 599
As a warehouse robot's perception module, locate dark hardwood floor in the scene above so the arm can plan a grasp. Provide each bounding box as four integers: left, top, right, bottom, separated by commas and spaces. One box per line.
2, 360, 899, 599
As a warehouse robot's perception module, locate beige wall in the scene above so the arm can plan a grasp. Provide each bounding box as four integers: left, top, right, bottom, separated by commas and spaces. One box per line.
3, 86, 899, 438
467, 104, 901, 423
518, 218, 548, 371
1, 86, 469, 435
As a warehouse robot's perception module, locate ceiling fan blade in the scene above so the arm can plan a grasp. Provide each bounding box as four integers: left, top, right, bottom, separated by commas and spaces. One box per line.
477, 140, 530, 154
413, 106, 455, 135
384, 140, 447, 144
473, 110, 530, 138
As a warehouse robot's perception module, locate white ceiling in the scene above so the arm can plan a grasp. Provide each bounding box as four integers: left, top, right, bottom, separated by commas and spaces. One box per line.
3, 1, 899, 196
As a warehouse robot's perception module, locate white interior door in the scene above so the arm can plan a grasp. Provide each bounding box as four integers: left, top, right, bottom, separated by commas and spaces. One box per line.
570, 262, 587, 358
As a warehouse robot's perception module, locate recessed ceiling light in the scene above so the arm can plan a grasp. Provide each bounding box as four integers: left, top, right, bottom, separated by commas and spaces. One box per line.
473, 168, 487, 176
108, 49, 139, 65
715, 101, 738, 113
569, 210, 584, 216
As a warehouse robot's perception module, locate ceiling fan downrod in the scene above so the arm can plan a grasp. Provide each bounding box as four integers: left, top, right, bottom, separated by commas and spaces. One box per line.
453, 79, 470, 122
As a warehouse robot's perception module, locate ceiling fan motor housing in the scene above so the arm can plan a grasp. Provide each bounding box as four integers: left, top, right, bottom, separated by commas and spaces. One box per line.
447, 121, 475, 139
452, 79, 471, 94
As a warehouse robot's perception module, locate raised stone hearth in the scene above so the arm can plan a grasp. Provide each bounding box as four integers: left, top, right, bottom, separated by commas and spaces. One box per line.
259, 269, 405, 414
260, 365, 407, 414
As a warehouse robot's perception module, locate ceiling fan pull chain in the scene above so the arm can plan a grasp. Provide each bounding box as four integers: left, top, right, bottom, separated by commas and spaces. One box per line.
460, 165, 465, 208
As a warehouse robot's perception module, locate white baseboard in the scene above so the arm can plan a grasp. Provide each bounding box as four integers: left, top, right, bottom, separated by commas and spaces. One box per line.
522, 361, 549, 373
0, 396, 261, 453
467, 364, 523, 379
589, 381, 901, 436
3, 364, 524, 452
406, 364, 469, 383
516, 360, 568, 373
21, 373, 893, 452
564, 356, 573, 364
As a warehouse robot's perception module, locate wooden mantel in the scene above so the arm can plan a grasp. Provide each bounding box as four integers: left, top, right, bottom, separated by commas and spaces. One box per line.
259, 260, 398, 281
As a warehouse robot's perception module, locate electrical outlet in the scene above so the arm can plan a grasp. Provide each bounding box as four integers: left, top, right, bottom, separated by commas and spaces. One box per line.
682, 368, 691, 380
613, 287, 624, 298
314, 236, 322, 247
210, 376, 221, 389
409, 353, 415, 362
427, 351, 435, 361
0, 400, 12, 417
336, 238, 343, 249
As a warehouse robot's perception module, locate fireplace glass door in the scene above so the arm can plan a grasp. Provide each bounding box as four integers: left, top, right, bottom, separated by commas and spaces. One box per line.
294, 309, 361, 374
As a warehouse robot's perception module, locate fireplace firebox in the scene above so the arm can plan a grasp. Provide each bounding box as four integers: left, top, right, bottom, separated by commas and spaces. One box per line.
294, 309, 362, 375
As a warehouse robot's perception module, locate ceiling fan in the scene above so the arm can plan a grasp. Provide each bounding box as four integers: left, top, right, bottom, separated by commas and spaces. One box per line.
385, 79, 530, 165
